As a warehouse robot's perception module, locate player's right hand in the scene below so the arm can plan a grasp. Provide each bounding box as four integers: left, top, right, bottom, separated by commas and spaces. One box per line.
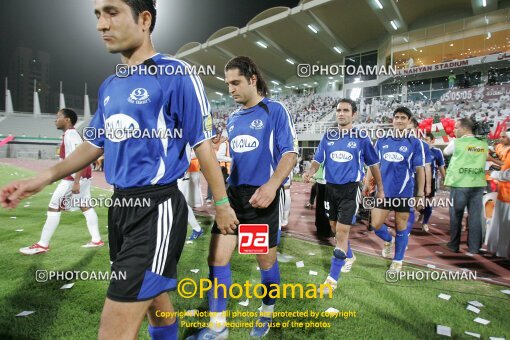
303, 173, 311, 183
0, 177, 48, 209
214, 203, 239, 235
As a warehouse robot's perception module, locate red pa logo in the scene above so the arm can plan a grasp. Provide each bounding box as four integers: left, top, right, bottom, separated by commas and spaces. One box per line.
238, 224, 269, 254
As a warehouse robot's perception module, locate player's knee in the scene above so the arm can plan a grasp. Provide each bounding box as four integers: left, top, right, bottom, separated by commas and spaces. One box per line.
257, 255, 276, 270
333, 248, 347, 260
208, 254, 228, 267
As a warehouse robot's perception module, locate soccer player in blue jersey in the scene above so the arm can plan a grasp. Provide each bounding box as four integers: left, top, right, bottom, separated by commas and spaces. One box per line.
365, 107, 425, 272
422, 132, 446, 231
406, 117, 432, 233
303, 99, 384, 293
189, 56, 297, 340
0, 1, 238, 339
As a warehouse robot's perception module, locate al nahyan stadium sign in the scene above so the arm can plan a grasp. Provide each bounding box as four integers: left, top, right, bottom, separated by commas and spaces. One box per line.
397, 52, 510, 76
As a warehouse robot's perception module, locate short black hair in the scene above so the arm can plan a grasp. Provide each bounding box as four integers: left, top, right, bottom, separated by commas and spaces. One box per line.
122, 0, 157, 33
60, 108, 77, 125
225, 56, 269, 97
393, 106, 412, 119
458, 117, 474, 132
409, 117, 419, 128
337, 98, 357, 113
425, 131, 435, 140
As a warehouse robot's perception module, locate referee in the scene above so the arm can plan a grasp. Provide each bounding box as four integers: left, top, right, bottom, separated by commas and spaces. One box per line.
1, 1, 237, 339
189, 56, 297, 339
304, 99, 384, 293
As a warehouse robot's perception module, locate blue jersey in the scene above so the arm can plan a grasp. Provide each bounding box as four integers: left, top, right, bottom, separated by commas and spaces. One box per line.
226, 98, 297, 187
87, 54, 213, 188
430, 146, 445, 179
375, 136, 425, 197
412, 140, 432, 173
422, 140, 433, 165
314, 128, 379, 185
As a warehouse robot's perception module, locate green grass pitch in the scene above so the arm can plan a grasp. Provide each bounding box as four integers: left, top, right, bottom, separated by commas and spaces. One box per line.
0, 164, 509, 339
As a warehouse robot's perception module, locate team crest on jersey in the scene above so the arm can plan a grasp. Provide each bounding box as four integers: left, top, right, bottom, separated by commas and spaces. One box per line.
104, 96, 110, 106
347, 142, 357, 148
128, 88, 151, 105
250, 119, 264, 129
399, 146, 408, 152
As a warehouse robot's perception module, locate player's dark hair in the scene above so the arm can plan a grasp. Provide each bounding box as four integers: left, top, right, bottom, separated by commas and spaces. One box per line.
60, 108, 77, 125
425, 131, 435, 140
458, 117, 474, 132
122, 0, 157, 33
410, 117, 419, 128
225, 56, 269, 97
338, 98, 357, 113
393, 106, 412, 119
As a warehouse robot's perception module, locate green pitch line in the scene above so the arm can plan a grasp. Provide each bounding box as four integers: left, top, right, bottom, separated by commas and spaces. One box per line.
0, 164, 509, 339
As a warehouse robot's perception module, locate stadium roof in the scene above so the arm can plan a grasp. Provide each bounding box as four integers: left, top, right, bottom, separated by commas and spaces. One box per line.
174, 0, 508, 99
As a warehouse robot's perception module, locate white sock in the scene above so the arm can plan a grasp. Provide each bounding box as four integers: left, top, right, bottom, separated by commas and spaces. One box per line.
209, 311, 227, 331
260, 303, 275, 318
326, 275, 338, 284
39, 211, 61, 247
83, 209, 101, 242
187, 205, 201, 232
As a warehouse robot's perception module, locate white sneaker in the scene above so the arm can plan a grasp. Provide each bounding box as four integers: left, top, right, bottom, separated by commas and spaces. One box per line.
382, 238, 394, 258
81, 240, 105, 248
317, 276, 337, 295
422, 224, 430, 232
19, 243, 49, 255
341, 254, 356, 273
388, 261, 403, 272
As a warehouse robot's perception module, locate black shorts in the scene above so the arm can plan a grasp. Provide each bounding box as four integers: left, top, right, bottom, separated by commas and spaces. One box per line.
324, 182, 360, 225
374, 197, 413, 213
107, 183, 188, 302
211, 185, 283, 248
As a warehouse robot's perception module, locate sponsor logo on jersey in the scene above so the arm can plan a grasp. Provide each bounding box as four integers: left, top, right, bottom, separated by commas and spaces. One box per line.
399, 146, 408, 152
382, 145, 389, 149
228, 125, 234, 133
327, 141, 335, 146
230, 135, 259, 153
128, 88, 151, 105
383, 152, 404, 162
250, 119, 264, 129
347, 141, 357, 148
104, 96, 110, 106
104, 114, 140, 142
330, 151, 353, 162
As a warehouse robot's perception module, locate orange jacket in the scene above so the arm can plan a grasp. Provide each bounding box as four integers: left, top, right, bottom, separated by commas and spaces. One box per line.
498, 155, 510, 203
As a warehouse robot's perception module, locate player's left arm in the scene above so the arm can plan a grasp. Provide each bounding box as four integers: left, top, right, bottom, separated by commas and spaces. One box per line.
177, 72, 239, 233
423, 143, 432, 196
363, 137, 384, 198
250, 104, 297, 209
413, 140, 426, 209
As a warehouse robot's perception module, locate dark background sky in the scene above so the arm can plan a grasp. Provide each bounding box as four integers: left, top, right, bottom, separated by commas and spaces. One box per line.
0, 0, 298, 101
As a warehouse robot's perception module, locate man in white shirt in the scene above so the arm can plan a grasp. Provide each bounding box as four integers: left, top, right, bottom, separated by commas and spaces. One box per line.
19, 109, 103, 255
